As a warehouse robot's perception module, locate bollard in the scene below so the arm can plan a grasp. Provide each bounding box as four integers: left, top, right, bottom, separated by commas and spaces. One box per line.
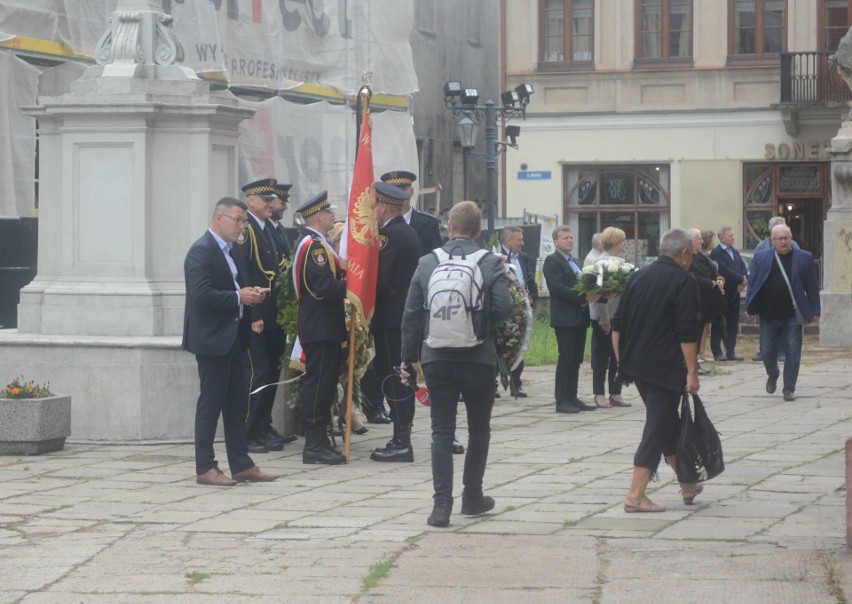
847, 438, 852, 549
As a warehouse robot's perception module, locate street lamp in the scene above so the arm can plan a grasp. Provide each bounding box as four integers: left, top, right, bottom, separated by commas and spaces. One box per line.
457, 116, 477, 200
444, 80, 534, 236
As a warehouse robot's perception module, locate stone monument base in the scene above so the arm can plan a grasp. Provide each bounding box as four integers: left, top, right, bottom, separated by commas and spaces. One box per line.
820, 291, 852, 347
0, 332, 196, 440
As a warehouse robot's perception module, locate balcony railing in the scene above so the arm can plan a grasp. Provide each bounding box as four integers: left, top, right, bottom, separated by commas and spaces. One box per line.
780, 51, 852, 103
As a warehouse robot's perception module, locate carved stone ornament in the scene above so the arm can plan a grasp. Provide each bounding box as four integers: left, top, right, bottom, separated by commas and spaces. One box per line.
94, 3, 185, 68
830, 26, 852, 117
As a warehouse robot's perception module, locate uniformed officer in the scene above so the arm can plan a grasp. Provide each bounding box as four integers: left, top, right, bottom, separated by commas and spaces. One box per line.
270, 183, 293, 262
381, 170, 465, 455
293, 191, 347, 465
369, 182, 422, 463
232, 178, 290, 453
381, 170, 443, 254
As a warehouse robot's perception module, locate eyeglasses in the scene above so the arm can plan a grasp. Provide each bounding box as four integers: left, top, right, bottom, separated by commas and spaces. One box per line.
219, 213, 248, 226
771, 236, 791, 242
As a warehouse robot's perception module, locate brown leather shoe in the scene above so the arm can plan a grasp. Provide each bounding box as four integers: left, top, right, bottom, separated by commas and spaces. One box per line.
232, 466, 278, 482
196, 468, 238, 487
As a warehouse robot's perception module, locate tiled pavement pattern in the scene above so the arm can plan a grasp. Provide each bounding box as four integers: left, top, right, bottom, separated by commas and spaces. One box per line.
1, 343, 851, 603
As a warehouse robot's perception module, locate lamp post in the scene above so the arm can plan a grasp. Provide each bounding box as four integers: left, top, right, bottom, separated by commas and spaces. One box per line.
444, 81, 533, 237
457, 116, 477, 200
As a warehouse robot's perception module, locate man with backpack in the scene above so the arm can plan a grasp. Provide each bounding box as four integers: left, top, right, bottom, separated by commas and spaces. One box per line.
400, 201, 513, 528
368, 182, 422, 463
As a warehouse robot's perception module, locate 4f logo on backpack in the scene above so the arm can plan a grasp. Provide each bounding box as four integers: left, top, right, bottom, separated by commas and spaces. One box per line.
433, 304, 462, 321
425, 247, 489, 349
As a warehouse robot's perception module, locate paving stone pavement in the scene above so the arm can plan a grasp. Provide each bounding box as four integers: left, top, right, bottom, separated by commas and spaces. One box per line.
1, 345, 852, 603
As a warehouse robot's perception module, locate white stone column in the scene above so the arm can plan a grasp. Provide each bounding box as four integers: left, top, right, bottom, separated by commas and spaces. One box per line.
0, 1, 255, 439
823, 123, 852, 347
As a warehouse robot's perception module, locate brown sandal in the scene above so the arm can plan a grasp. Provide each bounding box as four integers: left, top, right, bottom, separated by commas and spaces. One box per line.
595, 395, 612, 408
680, 484, 704, 505
610, 395, 632, 407
624, 496, 666, 513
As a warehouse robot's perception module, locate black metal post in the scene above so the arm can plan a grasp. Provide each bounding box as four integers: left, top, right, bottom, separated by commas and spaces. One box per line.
485, 100, 497, 237
462, 145, 470, 200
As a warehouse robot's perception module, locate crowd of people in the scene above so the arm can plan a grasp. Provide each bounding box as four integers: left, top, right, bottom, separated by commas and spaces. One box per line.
182, 182, 821, 522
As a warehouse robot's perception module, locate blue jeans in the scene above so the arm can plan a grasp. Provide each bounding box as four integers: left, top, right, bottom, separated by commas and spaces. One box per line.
760, 316, 803, 393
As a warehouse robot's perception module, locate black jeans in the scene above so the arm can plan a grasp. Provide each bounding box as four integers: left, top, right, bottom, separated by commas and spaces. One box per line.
194, 342, 254, 475
632, 379, 681, 474
554, 325, 586, 403
591, 320, 621, 396
425, 361, 496, 503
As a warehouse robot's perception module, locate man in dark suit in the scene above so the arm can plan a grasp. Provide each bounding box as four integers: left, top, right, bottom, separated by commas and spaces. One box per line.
709, 226, 748, 361
542, 226, 598, 414
183, 197, 278, 486
500, 226, 538, 397
368, 183, 423, 463
293, 191, 347, 465
745, 225, 820, 401
232, 178, 290, 454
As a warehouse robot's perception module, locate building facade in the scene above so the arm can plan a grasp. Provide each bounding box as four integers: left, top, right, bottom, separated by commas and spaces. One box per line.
503, 0, 852, 264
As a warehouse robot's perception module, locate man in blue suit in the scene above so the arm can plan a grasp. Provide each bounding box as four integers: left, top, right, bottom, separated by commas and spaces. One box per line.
745, 225, 820, 401
709, 226, 748, 361
543, 226, 598, 414
500, 226, 538, 397
183, 197, 278, 486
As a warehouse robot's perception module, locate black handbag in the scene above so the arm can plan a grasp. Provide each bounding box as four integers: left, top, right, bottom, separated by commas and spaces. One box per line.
675, 393, 724, 483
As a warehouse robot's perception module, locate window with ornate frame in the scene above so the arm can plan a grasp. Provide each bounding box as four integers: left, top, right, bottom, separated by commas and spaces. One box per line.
634, 0, 693, 66
564, 165, 671, 265
539, 0, 594, 68
728, 0, 786, 62
820, 0, 852, 52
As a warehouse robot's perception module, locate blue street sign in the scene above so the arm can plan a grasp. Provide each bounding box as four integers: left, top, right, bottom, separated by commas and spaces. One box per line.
517, 171, 552, 180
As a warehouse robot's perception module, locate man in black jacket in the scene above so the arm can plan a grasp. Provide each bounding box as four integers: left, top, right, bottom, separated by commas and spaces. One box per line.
381, 170, 443, 254
542, 226, 598, 414
400, 201, 513, 527
368, 182, 422, 463
612, 228, 701, 512
709, 226, 748, 361
183, 197, 277, 486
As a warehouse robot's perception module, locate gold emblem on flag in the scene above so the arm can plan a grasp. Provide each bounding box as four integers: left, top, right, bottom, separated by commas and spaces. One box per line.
349, 186, 378, 245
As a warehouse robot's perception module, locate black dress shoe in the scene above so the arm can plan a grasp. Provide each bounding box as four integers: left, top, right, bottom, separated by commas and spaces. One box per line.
247, 439, 270, 453
752, 353, 763, 362
259, 435, 284, 451
572, 398, 597, 411
726, 354, 744, 361
782, 389, 796, 401
713, 355, 727, 362
452, 439, 465, 455
268, 427, 298, 444
555, 401, 580, 414
515, 386, 528, 398
697, 367, 711, 376
366, 410, 392, 424
766, 373, 778, 394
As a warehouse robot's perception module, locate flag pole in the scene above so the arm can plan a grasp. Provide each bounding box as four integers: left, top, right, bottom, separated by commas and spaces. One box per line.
343, 86, 372, 461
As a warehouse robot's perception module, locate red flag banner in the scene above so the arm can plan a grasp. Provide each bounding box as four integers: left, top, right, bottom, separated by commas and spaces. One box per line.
342, 92, 378, 325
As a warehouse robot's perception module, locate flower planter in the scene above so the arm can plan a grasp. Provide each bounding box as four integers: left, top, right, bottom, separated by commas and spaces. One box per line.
0, 395, 71, 455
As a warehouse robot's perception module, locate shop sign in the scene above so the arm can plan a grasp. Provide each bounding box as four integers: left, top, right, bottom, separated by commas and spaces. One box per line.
764, 141, 830, 161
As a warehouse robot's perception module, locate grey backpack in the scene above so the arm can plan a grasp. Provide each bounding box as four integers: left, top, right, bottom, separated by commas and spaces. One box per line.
425, 247, 489, 348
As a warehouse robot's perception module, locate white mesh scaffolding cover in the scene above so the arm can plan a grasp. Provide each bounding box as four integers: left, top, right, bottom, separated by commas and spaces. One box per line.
237, 96, 418, 215
0, 0, 418, 94
0, 53, 38, 217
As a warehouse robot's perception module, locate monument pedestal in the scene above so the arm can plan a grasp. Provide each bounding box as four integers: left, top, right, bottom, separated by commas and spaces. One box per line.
823, 120, 852, 348
7, 1, 255, 440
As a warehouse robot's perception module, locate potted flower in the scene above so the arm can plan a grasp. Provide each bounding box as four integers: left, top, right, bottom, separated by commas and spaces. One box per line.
0, 377, 71, 455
